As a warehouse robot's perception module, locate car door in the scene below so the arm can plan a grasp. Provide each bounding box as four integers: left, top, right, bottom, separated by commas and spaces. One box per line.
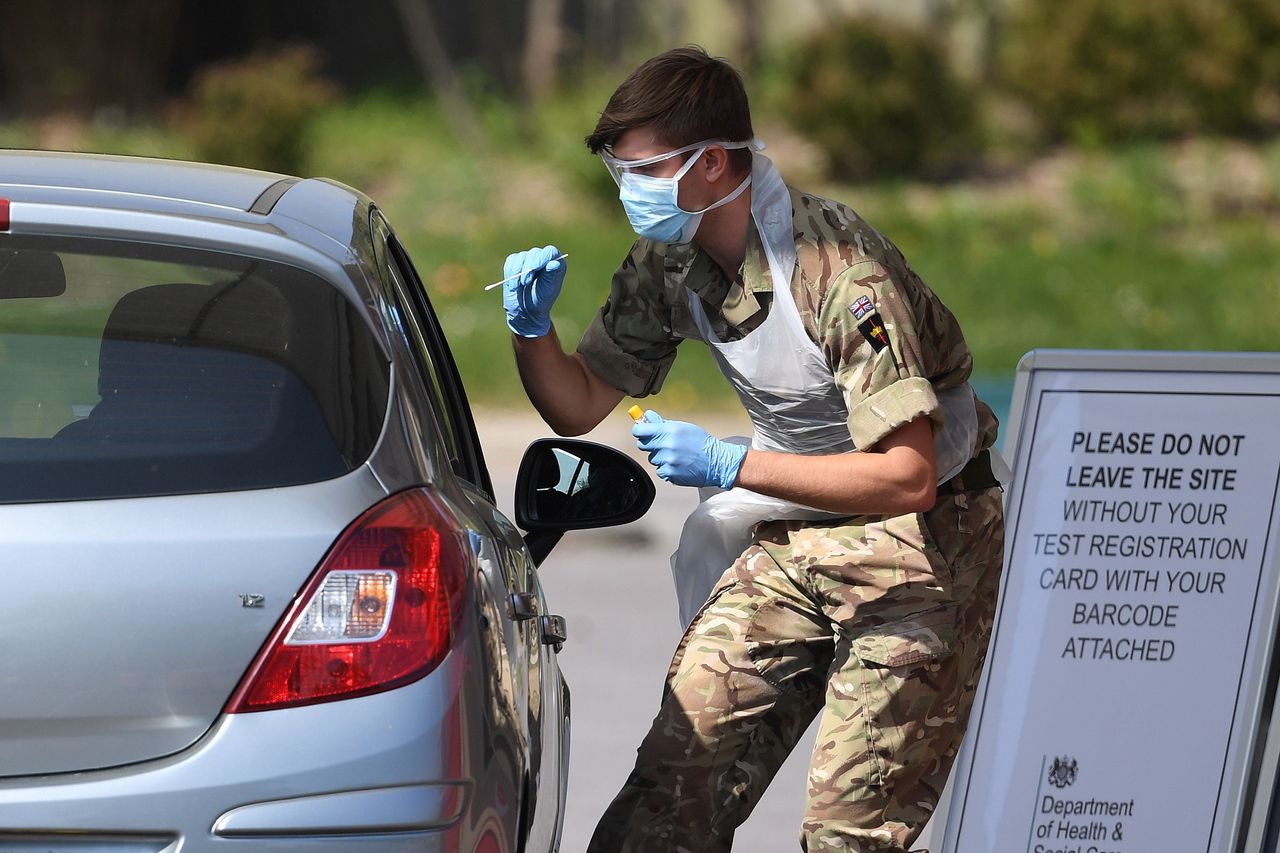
371, 213, 568, 850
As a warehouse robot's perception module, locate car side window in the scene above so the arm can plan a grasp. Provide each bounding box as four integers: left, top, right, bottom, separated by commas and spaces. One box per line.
0, 236, 389, 503
371, 212, 494, 500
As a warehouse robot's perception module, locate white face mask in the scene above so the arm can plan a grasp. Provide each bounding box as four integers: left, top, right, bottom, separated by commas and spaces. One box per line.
602, 139, 760, 243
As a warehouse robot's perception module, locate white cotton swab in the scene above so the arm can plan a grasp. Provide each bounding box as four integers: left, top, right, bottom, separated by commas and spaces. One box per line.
484, 253, 569, 291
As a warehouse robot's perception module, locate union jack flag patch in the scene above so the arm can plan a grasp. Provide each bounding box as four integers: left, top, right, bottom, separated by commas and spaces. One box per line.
849, 295, 875, 320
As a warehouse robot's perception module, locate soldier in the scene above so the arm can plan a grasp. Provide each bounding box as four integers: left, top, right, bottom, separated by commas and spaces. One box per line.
500, 46, 1004, 852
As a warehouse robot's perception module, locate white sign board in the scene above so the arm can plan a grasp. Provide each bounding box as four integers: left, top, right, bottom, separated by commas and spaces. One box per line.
944, 351, 1280, 853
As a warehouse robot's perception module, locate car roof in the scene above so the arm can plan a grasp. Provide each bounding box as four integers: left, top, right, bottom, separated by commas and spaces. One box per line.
0, 149, 291, 212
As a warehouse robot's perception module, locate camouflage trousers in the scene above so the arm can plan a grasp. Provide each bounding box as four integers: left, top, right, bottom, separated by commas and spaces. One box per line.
588, 486, 1004, 853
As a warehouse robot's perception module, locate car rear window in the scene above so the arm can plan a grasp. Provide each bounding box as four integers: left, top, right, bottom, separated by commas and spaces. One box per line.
0, 236, 389, 503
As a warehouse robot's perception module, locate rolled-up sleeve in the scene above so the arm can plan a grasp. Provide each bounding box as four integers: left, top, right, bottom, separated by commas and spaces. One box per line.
574, 239, 680, 398
821, 259, 942, 449
846, 376, 939, 448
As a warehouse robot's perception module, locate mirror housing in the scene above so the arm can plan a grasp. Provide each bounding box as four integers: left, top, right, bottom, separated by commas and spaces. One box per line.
515, 438, 655, 565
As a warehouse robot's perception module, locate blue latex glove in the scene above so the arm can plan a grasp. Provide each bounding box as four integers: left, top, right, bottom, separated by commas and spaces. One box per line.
502, 244, 566, 337
632, 412, 748, 489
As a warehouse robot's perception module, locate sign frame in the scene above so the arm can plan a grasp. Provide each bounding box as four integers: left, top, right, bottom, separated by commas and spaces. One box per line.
940, 349, 1280, 853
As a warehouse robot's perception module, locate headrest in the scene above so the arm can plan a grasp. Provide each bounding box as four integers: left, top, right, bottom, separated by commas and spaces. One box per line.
98, 280, 291, 397
101, 280, 289, 347
0, 249, 67, 298
101, 283, 211, 344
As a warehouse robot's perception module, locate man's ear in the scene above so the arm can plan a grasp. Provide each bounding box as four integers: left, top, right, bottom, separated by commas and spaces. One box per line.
701, 145, 730, 182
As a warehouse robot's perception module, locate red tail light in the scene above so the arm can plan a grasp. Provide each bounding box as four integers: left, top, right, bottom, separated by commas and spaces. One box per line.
226, 488, 468, 713
0, 199, 9, 231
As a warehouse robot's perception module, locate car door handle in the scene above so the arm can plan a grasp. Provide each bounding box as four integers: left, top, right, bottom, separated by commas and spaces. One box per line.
540, 614, 567, 648
509, 592, 539, 622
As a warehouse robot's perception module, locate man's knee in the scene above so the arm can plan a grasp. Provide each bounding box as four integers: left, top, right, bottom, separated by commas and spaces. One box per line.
802, 627, 965, 851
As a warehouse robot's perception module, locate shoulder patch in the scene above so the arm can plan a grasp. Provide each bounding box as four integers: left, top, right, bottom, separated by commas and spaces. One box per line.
849, 294, 875, 320
857, 312, 890, 352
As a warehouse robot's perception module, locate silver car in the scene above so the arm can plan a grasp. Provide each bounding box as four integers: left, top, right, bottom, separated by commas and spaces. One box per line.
0, 150, 653, 852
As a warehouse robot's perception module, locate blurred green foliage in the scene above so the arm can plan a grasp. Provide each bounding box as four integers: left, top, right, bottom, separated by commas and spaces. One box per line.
1003, 0, 1280, 144
779, 16, 978, 181
180, 45, 337, 174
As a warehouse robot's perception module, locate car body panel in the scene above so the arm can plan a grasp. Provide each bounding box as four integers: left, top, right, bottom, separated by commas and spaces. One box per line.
0, 468, 388, 776
212, 783, 469, 835
0, 642, 508, 851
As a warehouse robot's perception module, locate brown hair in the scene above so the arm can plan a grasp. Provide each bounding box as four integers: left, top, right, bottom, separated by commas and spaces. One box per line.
585, 46, 754, 173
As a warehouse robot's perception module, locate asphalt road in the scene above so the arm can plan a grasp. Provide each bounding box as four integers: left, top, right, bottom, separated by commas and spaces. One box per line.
476, 408, 945, 853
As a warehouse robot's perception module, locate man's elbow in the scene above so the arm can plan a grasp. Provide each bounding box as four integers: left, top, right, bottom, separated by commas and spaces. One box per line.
542, 410, 595, 437
906, 484, 936, 514
875, 416, 938, 514
549, 419, 591, 437
898, 459, 937, 514
542, 401, 614, 436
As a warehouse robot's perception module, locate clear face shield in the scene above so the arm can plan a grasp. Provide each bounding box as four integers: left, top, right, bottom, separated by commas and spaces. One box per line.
599, 138, 763, 186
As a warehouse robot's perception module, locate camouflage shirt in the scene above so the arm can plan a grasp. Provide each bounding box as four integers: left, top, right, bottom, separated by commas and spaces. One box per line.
577, 187, 997, 452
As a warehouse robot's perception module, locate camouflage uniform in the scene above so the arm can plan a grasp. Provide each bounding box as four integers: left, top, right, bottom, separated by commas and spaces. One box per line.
578, 188, 1005, 852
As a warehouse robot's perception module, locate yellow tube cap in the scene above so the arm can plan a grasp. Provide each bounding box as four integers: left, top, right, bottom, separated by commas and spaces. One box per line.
627, 405, 645, 421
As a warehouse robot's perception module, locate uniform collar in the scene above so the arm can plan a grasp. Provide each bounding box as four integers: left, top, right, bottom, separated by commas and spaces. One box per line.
683, 212, 778, 328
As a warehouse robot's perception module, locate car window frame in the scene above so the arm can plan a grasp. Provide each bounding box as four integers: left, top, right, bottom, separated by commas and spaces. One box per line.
370, 210, 495, 501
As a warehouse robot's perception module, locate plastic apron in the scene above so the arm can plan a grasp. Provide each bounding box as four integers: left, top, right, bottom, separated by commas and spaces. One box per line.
668, 153, 980, 628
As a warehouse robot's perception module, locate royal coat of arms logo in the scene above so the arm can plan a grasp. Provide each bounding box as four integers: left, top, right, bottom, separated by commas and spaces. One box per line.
1048, 756, 1079, 788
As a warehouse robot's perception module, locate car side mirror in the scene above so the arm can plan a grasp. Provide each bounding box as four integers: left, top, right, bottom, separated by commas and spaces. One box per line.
515, 438, 655, 565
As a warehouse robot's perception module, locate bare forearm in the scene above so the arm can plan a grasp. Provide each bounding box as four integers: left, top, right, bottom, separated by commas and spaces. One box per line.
512, 328, 623, 435
733, 420, 937, 515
